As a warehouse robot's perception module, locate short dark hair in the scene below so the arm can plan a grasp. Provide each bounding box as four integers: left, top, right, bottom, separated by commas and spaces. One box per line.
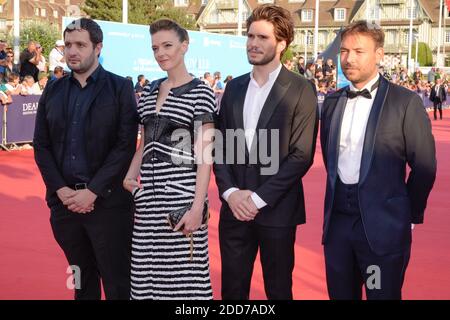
137, 74, 145, 82
150, 19, 189, 43
64, 18, 103, 47
341, 20, 385, 49
246, 4, 294, 57
54, 66, 64, 74
8, 73, 19, 82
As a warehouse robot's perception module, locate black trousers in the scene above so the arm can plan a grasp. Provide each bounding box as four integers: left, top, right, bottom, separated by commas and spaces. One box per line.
324, 178, 411, 300
219, 218, 296, 300
50, 202, 134, 300
434, 101, 443, 120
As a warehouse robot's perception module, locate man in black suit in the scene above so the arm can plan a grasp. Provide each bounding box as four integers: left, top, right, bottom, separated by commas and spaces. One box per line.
430, 78, 446, 120
33, 18, 138, 300
213, 4, 318, 300
320, 21, 436, 300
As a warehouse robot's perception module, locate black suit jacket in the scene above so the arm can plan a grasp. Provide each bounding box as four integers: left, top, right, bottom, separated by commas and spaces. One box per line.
33, 66, 139, 209
320, 75, 437, 255
430, 85, 446, 103
214, 66, 319, 227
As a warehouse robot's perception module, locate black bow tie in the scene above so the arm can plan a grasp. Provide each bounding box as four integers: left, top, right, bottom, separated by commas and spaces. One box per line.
347, 88, 372, 99
347, 79, 380, 100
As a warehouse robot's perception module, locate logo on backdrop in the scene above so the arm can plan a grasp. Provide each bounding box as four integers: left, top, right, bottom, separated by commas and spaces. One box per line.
22, 102, 38, 116
203, 37, 222, 48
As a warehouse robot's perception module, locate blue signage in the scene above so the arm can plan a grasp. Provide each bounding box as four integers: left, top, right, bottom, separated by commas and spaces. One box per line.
62, 18, 251, 81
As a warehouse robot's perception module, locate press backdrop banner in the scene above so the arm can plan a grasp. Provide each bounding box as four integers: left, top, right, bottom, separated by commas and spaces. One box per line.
6, 95, 40, 144
62, 17, 251, 81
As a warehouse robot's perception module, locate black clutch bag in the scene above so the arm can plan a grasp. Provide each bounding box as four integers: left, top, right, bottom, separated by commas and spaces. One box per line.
167, 200, 209, 231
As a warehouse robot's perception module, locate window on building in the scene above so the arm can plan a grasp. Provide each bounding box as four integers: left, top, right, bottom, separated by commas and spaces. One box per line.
369, 6, 380, 20
35, 8, 39, 16
407, 7, 417, 19
201, 0, 208, 5
402, 32, 409, 45
54, 10, 58, 18
41, 9, 46, 17
306, 32, 314, 45
334, 8, 346, 22
174, 0, 189, 7
258, 0, 274, 3
403, 31, 418, 45
386, 30, 397, 45
319, 31, 328, 45
446, 30, 450, 43
302, 9, 313, 22
211, 11, 219, 24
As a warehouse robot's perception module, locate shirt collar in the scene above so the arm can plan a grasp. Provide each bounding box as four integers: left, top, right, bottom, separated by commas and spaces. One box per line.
250, 63, 282, 88
349, 73, 380, 92
69, 64, 101, 84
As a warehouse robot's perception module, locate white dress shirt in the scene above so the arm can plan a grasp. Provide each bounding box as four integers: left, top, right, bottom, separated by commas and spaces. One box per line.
222, 64, 282, 209
434, 85, 441, 98
337, 73, 380, 184
49, 47, 68, 71
37, 56, 47, 73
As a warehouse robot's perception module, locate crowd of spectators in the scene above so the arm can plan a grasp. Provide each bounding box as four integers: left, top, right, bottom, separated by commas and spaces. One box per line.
0, 39, 68, 105
283, 53, 450, 109
2, 37, 448, 113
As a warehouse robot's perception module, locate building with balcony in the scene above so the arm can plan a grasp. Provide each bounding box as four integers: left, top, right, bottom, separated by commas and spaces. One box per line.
189, 0, 447, 67
0, 0, 85, 36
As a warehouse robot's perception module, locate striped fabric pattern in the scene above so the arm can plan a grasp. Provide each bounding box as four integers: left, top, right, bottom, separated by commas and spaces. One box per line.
130, 79, 216, 300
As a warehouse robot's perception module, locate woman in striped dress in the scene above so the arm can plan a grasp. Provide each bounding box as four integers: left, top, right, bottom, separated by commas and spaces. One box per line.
123, 19, 216, 300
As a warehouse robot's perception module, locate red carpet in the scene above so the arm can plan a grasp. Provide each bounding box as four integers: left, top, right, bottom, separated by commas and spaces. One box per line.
1, 114, 449, 300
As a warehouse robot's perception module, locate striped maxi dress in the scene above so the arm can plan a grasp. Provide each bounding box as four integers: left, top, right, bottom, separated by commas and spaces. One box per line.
130, 78, 216, 300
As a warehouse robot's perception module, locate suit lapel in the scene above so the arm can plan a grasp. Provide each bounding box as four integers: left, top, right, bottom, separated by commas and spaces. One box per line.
254, 68, 291, 130
233, 74, 250, 131
81, 70, 107, 119
233, 74, 250, 157
327, 89, 347, 180
358, 76, 390, 185
249, 67, 291, 156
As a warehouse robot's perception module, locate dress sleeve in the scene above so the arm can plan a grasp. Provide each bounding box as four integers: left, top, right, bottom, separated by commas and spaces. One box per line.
193, 84, 217, 126
136, 87, 149, 125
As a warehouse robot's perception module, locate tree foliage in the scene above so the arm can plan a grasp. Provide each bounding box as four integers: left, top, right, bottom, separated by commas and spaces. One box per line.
411, 42, 433, 67
82, 0, 198, 30
7, 20, 60, 57
281, 46, 294, 64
